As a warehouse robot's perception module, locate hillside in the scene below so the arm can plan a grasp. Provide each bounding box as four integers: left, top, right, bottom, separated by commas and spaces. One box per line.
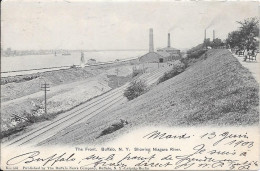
42, 49, 259, 145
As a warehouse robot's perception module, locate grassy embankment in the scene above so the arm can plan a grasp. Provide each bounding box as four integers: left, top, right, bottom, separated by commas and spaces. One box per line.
43, 49, 259, 145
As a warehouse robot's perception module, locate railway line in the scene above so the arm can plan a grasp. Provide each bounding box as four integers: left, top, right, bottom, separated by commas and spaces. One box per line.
1, 57, 138, 77
3, 66, 171, 147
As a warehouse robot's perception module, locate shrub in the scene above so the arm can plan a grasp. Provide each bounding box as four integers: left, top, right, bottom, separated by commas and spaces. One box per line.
132, 69, 143, 77
183, 49, 207, 67
70, 64, 77, 68
0, 122, 28, 139
24, 113, 39, 123
124, 80, 147, 100
158, 61, 185, 83
187, 49, 207, 59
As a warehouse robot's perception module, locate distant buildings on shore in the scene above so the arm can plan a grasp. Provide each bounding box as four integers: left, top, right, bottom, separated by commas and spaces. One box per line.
1, 48, 77, 57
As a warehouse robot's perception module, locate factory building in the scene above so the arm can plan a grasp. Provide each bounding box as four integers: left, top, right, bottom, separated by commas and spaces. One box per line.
139, 52, 162, 63
157, 33, 181, 61
139, 29, 181, 63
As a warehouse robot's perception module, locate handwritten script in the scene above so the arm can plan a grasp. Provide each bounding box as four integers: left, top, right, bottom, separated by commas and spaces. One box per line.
4, 130, 259, 170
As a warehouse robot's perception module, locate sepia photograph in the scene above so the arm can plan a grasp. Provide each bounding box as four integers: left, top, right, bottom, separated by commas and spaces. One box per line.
1, 0, 259, 170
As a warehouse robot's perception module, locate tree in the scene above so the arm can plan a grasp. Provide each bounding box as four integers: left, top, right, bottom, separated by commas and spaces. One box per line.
238, 17, 259, 52
226, 31, 243, 53
124, 80, 147, 100
204, 38, 211, 48
211, 38, 224, 48
226, 17, 259, 53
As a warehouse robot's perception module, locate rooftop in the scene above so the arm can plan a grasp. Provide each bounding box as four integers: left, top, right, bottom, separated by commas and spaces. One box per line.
156, 51, 171, 57
157, 47, 180, 51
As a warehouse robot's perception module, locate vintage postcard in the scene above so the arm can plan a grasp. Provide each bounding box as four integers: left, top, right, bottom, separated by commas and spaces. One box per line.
1, 0, 259, 170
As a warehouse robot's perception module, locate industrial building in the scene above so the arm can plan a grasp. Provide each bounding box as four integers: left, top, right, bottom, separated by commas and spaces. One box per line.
139, 29, 181, 63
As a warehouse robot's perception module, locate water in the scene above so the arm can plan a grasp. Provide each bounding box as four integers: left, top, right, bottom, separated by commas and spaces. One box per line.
1, 51, 146, 73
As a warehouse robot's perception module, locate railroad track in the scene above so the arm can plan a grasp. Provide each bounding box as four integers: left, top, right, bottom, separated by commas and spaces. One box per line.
1, 57, 137, 77
3, 66, 171, 147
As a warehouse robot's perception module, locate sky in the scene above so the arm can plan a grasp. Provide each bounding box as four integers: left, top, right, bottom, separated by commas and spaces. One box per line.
1, 0, 259, 50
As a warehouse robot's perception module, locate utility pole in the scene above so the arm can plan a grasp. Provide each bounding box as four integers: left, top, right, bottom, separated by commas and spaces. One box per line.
41, 83, 50, 114
116, 68, 119, 87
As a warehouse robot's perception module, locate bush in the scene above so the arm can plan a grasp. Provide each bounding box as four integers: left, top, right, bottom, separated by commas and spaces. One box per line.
180, 57, 188, 68
132, 69, 143, 77
124, 80, 147, 100
158, 61, 185, 83
183, 49, 207, 68
70, 64, 77, 68
0, 122, 28, 139
187, 49, 207, 59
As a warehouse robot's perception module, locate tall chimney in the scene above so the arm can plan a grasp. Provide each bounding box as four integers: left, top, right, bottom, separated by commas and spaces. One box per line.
149, 28, 154, 52
204, 29, 207, 41
213, 30, 215, 40
168, 33, 171, 48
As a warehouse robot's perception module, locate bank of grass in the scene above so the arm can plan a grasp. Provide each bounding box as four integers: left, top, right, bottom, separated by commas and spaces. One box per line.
41, 49, 259, 145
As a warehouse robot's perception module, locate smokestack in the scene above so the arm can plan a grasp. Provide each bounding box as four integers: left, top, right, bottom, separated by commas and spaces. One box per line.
213, 30, 215, 40
204, 29, 207, 40
149, 28, 154, 52
168, 33, 171, 48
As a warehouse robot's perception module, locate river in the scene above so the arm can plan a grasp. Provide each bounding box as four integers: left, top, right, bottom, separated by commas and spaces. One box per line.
1, 51, 147, 76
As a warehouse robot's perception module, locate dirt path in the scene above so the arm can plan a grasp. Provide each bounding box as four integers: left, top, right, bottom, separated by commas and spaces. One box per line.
230, 50, 260, 84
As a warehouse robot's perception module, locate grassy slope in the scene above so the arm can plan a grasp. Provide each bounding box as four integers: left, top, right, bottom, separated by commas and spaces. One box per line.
42, 49, 259, 145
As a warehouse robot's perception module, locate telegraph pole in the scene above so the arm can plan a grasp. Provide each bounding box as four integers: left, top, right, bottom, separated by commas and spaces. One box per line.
41, 83, 50, 114
116, 68, 119, 87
